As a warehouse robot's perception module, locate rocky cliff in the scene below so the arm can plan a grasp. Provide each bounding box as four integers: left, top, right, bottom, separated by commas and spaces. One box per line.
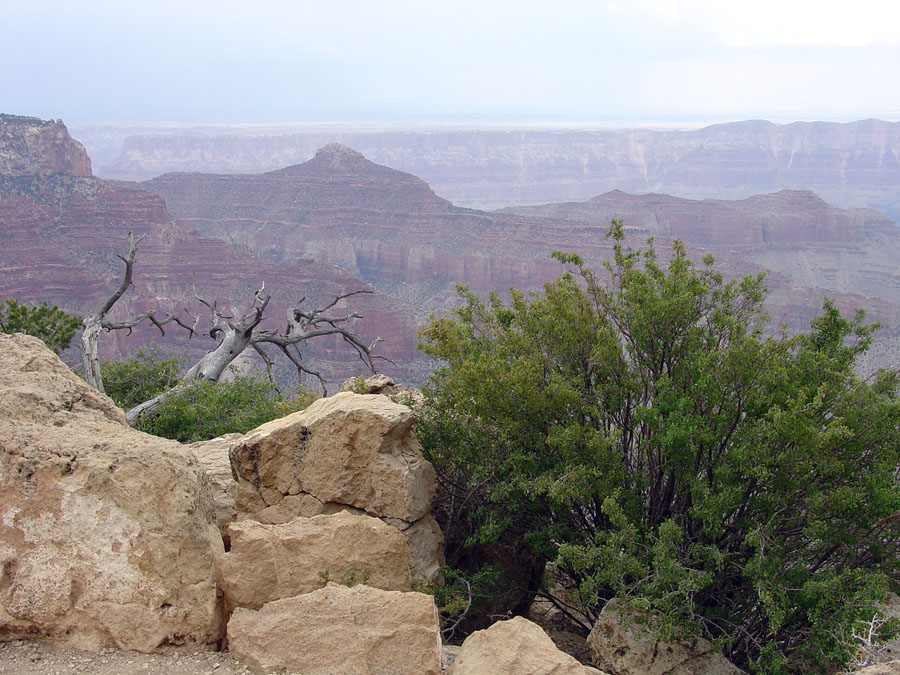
1, 114, 92, 177
88, 119, 900, 220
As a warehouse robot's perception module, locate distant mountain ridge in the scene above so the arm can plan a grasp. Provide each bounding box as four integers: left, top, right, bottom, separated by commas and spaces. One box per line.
81, 118, 900, 220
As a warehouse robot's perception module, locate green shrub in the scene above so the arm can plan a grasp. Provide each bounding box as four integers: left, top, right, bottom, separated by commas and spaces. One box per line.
135, 374, 315, 443
417, 222, 900, 672
101, 344, 187, 411
0, 298, 81, 354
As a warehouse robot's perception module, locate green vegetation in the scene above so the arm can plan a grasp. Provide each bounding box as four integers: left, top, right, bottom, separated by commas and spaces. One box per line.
100, 346, 315, 442
133, 375, 315, 443
101, 344, 186, 411
417, 222, 900, 672
0, 298, 81, 354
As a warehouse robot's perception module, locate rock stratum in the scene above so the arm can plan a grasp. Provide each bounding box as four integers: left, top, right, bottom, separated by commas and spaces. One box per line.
82, 119, 900, 220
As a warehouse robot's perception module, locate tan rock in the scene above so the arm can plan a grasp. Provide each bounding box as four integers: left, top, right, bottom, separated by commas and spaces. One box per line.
399, 513, 445, 586
227, 583, 442, 675
190, 433, 242, 537
587, 599, 743, 675
230, 391, 436, 522
253, 492, 363, 524
854, 661, 900, 674
216, 511, 412, 609
448, 616, 593, 674
340, 373, 400, 394
0, 334, 222, 652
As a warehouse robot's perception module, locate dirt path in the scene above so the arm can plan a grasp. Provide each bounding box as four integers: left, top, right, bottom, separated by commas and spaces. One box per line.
0, 640, 252, 675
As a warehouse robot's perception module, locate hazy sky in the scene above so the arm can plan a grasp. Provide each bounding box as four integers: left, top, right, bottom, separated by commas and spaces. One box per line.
2, 0, 898, 124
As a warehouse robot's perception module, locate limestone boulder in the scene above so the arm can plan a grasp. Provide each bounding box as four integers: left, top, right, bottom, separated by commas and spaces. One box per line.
230, 391, 435, 524
227, 583, 442, 675
216, 511, 412, 609
448, 616, 597, 674
0, 334, 222, 652
587, 599, 744, 675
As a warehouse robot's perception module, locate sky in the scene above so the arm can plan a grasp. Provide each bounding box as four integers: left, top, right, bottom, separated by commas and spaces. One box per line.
1, 0, 899, 125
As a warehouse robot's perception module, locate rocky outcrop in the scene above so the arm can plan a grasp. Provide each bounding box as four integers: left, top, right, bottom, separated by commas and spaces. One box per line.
0, 114, 92, 177
227, 583, 442, 675
0, 334, 222, 652
229, 391, 443, 586
216, 511, 413, 610
586, 600, 744, 675
448, 616, 599, 674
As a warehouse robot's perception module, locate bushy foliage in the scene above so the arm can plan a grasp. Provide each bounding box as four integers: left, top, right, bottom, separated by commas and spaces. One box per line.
134, 374, 315, 443
0, 298, 81, 354
101, 344, 186, 411
417, 222, 900, 672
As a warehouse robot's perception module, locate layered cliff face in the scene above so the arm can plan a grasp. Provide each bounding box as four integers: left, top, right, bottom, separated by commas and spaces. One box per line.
0, 122, 424, 386
503, 189, 900, 305
1, 114, 92, 177
89, 119, 900, 219
134, 144, 900, 374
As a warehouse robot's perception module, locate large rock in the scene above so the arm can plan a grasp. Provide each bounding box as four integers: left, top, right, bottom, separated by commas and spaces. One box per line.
190, 433, 242, 538
216, 511, 412, 610
0, 334, 223, 652
230, 392, 435, 522
448, 616, 598, 674
587, 599, 744, 675
229, 391, 444, 585
227, 583, 442, 675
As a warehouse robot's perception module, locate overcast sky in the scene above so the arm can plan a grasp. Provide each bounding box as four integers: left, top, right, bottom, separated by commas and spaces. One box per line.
2, 0, 898, 124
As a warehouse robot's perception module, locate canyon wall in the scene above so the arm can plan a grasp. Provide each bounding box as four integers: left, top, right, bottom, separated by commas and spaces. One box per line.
134, 143, 900, 375
84, 119, 900, 220
0, 120, 425, 386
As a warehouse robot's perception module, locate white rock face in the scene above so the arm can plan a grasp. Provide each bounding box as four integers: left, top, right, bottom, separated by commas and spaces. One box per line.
216, 511, 413, 610
227, 583, 443, 675
0, 334, 222, 652
448, 616, 596, 674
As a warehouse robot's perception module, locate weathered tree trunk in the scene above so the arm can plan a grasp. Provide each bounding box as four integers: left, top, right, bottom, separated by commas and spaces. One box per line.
80, 315, 105, 393
182, 325, 255, 382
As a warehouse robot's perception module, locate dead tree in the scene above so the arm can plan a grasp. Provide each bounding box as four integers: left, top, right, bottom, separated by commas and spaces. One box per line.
80, 233, 386, 426
124, 283, 385, 425
80, 232, 190, 393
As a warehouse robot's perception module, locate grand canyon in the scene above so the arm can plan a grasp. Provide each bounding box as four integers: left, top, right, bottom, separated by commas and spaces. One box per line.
3, 113, 900, 385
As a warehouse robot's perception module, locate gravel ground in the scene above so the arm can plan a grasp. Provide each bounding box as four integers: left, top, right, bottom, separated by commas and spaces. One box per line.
0, 640, 253, 675
0, 639, 458, 674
